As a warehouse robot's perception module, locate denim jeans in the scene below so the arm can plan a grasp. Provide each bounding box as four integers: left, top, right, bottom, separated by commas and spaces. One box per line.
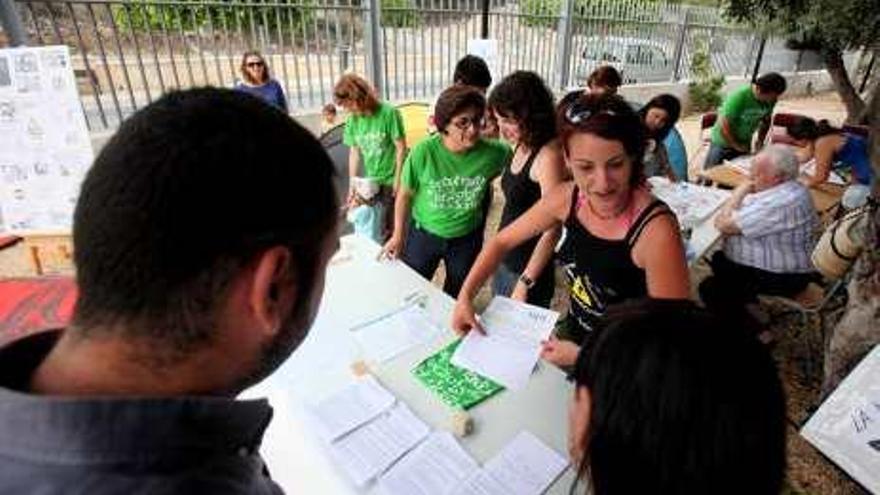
704, 141, 745, 169
401, 221, 484, 297
491, 262, 555, 308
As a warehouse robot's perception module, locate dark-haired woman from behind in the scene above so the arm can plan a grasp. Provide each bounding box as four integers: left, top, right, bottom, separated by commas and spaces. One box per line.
567, 298, 786, 495
488, 71, 566, 307
788, 117, 873, 209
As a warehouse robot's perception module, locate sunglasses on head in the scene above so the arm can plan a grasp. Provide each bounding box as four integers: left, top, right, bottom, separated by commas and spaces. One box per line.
564, 101, 616, 125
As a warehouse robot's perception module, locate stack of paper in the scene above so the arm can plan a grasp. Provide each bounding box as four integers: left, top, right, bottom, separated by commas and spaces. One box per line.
351, 304, 443, 364
309, 376, 396, 442
647, 176, 730, 229
452, 431, 569, 495
329, 402, 431, 486
451, 297, 559, 390
379, 432, 479, 495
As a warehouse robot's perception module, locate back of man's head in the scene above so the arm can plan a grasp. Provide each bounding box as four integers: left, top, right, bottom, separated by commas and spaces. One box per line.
453, 55, 492, 90
73, 88, 338, 364
755, 72, 786, 96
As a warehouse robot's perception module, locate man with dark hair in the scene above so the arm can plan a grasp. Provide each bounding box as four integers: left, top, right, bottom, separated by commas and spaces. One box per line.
557, 65, 624, 112
452, 54, 492, 89
704, 72, 787, 168
0, 88, 339, 493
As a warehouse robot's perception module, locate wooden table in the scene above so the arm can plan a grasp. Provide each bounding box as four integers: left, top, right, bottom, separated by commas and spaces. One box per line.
698, 164, 844, 215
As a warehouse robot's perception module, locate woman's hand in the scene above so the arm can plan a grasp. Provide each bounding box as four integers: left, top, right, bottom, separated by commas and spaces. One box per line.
380, 233, 404, 260
540, 337, 580, 367
451, 299, 485, 335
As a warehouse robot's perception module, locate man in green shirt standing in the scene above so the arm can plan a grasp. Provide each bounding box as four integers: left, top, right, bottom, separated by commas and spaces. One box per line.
705, 72, 786, 169
381, 85, 511, 297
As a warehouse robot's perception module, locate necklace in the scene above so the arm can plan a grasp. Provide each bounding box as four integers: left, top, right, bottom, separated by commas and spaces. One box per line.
585, 191, 633, 221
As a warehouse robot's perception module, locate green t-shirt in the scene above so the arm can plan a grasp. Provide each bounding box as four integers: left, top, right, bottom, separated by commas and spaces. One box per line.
402, 135, 511, 238
343, 101, 405, 185
710, 85, 775, 147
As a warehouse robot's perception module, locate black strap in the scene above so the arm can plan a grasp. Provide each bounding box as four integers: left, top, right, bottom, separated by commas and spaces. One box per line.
625, 200, 673, 248
567, 185, 580, 222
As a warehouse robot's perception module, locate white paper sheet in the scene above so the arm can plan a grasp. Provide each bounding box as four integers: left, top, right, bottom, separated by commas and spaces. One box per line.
452, 431, 568, 495
308, 375, 396, 442
329, 402, 431, 487
801, 345, 880, 493
451, 297, 558, 390
801, 158, 847, 186
352, 304, 443, 363
647, 176, 730, 230
379, 431, 479, 495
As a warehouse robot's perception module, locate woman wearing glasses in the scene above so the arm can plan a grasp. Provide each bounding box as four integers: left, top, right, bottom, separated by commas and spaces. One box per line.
452, 93, 689, 366
488, 71, 566, 307
381, 85, 511, 297
234, 51, 288, 112
334, 74, 406, 236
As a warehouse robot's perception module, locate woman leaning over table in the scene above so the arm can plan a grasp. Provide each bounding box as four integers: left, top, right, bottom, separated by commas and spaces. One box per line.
451, 93, 689, 367
381, 85, 511, 297
488, 71, 566, 307
334, 74, 407, 236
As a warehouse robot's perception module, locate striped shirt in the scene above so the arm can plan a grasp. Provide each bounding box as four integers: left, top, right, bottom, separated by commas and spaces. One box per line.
724, 180, 817, 273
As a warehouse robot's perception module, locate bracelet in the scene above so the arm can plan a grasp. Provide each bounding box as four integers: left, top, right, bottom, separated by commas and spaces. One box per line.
519, 274, 535, 289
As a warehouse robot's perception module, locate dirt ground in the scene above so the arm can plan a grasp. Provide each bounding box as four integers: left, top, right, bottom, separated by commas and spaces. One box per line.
0, 91, 867, 494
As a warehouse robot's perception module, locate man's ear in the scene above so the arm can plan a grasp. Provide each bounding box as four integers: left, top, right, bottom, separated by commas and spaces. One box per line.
250, 246, 295, 338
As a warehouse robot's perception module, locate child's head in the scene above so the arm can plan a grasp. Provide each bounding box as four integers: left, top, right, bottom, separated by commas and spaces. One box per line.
322, 103, 337, 121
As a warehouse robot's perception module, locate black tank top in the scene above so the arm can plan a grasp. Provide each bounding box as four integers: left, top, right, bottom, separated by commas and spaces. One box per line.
499, 146, 542, 272
558, 186, 672, 338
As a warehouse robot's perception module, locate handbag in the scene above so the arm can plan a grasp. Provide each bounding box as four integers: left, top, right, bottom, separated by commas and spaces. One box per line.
811, 202, 874, 279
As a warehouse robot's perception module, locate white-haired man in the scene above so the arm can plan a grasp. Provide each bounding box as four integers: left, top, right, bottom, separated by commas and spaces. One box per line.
699, 145, 819, 340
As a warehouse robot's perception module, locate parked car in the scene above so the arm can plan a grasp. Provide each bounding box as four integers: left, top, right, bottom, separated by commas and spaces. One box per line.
573, 36, 673, 84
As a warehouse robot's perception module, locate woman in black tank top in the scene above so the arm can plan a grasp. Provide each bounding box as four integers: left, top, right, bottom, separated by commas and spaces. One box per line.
452, 93, 690, 368
488, 71, 566, 307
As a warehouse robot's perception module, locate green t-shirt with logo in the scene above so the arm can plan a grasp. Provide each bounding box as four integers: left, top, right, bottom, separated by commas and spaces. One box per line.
343, 101, 405, 185
402, 135, 511, 238
710, 85, 775, 147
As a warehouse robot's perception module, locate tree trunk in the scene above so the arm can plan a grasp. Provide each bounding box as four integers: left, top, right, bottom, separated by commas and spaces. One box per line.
823, 48, 866, 123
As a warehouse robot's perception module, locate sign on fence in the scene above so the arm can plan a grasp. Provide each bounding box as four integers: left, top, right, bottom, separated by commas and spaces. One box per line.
801, 345, 880, 493
0, 45, 93, 234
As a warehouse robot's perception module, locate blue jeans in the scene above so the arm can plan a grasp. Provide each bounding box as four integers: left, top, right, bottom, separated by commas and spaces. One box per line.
401, 221, 484, 297
491, 262, 555, 308
704, 141, 745, 169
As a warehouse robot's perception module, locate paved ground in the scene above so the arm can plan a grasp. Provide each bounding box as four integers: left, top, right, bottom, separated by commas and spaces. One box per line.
0, 91, 865, 494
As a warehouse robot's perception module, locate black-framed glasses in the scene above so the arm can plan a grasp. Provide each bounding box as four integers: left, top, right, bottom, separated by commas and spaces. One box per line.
452, 115, 485, 131
564, 101, 616, 124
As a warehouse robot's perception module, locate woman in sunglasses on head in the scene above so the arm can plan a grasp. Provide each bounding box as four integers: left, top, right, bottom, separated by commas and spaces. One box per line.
451, 93, 689, 367
381, 85, 511, 297
234, 51, 288, 112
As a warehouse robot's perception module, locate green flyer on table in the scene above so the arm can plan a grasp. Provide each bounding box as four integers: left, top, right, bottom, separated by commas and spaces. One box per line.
412, 339, 504, 410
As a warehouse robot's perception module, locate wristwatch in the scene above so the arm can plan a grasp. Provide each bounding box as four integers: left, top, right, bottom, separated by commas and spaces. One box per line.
518, 274, 535, 289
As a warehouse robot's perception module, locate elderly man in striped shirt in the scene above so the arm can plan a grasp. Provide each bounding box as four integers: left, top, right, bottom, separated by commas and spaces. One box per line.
699, 145, 819, 342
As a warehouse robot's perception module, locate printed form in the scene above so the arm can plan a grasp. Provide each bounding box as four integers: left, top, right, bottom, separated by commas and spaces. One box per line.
452, 297, 558, 390
379, 431, 479, 495
351, 304, 443, 364
308, 375, 397, 442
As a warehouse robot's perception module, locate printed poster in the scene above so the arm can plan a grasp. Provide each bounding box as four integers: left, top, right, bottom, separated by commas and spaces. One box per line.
0, 45, 93, 234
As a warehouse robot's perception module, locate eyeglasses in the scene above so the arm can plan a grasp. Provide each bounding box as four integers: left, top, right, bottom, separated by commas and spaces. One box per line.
246, 61, 265, 68
564, 101, 616, 125
451, 116, 484, 131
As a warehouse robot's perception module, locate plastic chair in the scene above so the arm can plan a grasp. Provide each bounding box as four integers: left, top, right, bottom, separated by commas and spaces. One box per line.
396, 102, 430, 149
688, 111, 717, 180
318, 123, 351, 201
766, 112, 807, 145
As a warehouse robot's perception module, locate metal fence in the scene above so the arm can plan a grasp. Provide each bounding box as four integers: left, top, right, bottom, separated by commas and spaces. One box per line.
1, 0, 852, 131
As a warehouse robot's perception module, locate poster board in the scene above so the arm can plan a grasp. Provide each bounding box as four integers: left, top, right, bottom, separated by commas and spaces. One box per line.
801, 345, 880, 493
0, 45, 93, 235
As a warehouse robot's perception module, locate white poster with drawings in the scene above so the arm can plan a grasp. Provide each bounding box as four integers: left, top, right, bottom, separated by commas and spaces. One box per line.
801, 345, 880, 493
0, 45, 93, 234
